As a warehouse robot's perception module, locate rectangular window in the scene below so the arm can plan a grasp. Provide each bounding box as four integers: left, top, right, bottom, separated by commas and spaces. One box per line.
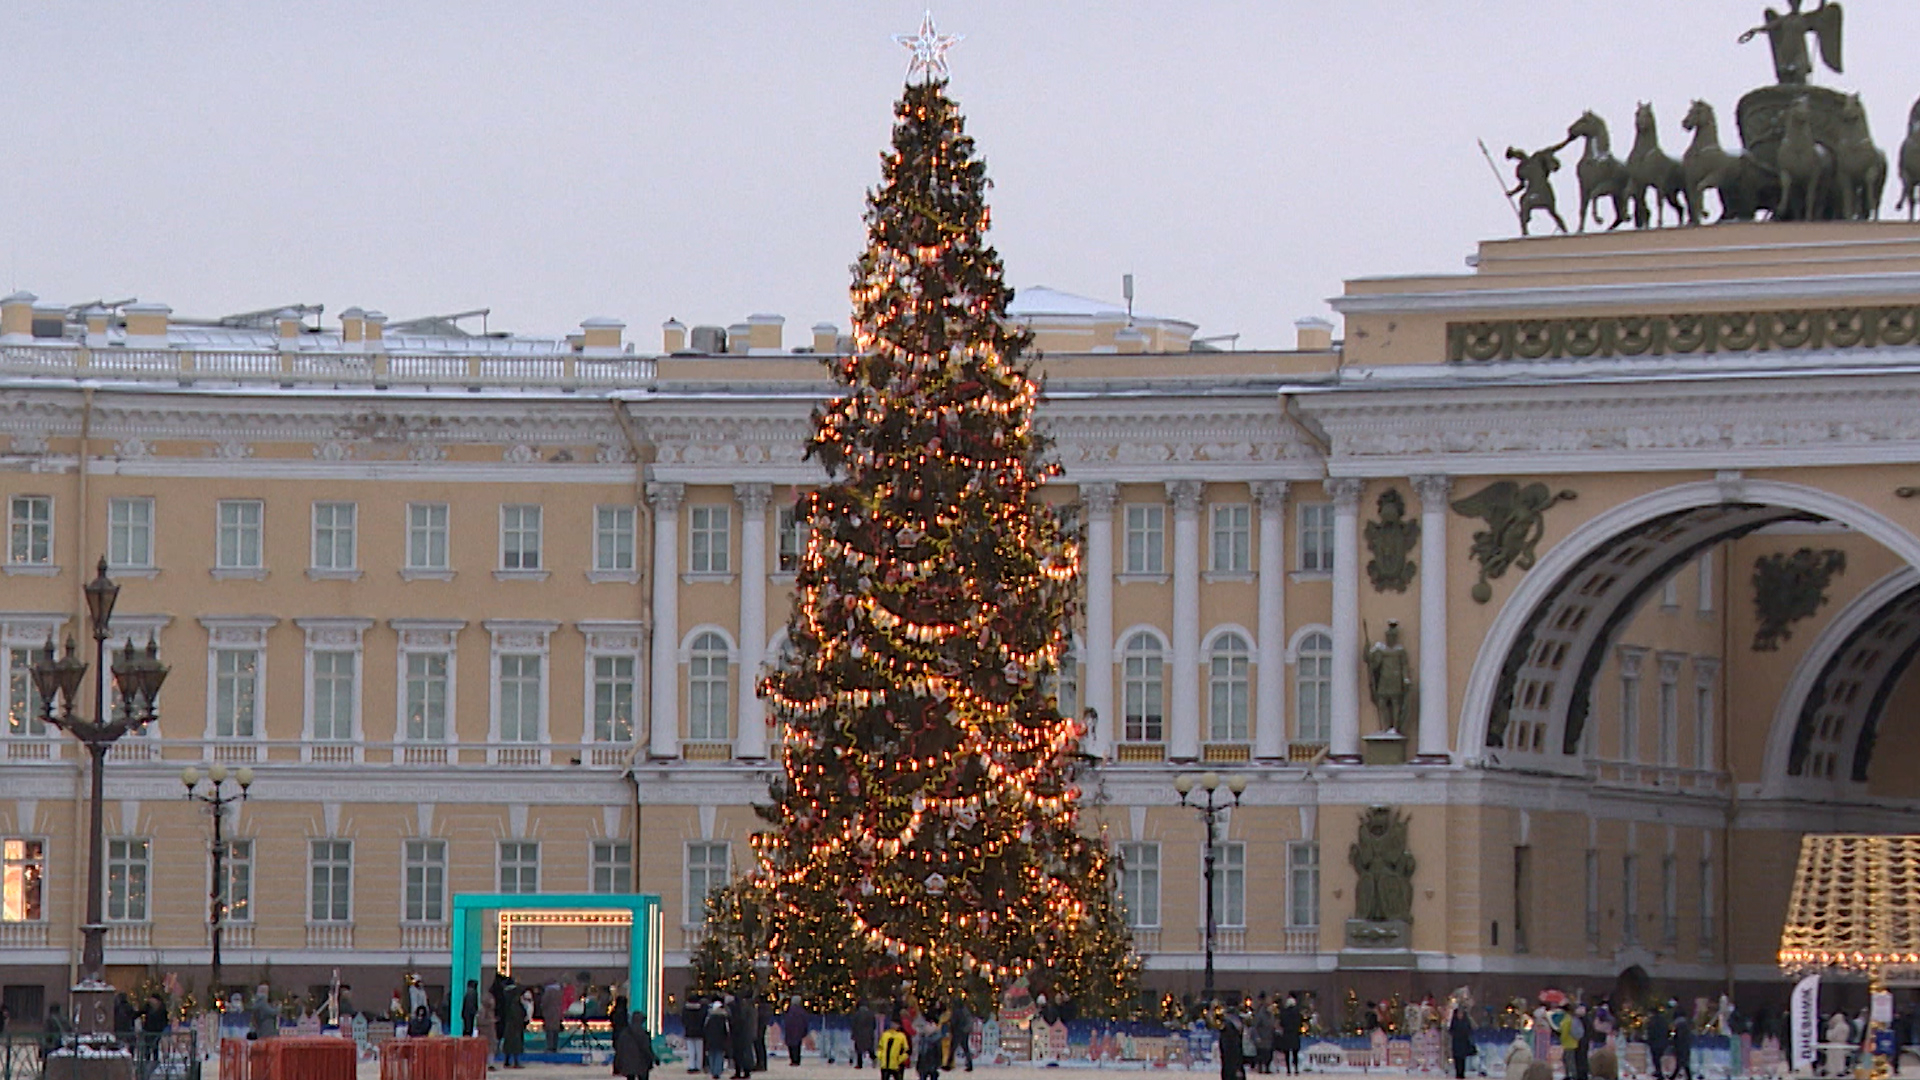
1620, 671, 1640, 762
311, 502, 357, 571
1695, 682, 1714, 771
592, 655, 637, 743
310, 651, 356, 742
214, 649, 260, 739
595, 506, 636, 572
1584, 848, 1600, 946
107, 838, 149, 922
1288, 842, 1321, 928
1661, 576, 1681, 609
1698, 856, 1716, 953
8, 496, 52, 565
1121, 648, 1163, 743
686, 841, 731, 924
687, 642, 730, 743
216, 500, 264, 570
501, 505, 542, 570
108, 497, 154, 569
1697, 552, 1715, 613
405, 653, 450, 742
1208, 646, 1250, 742
1295, 639, 1333, 745
1622, 853, 1639, 944
689, 506, 731, 574
1212, 841, 1246, 928
498, 841, 540, 894
1046, 652, 1079, 722
1658, 671, 1679, 767
406, 503, 449, 570
1210, 504, 1251, 573
592, 841, 632, 895
1298, 503, 1334, 572
1124, 505, 1165, 575
776, 508, 809, 572
1118, 841, 1160, 928
224, 839, 253, 924
404, 839, 447, 923
309, 840, 352, 923
1513, 846, 1532, 954
497, 655, 542, 743
2, 839, 44, 922
1661, 854, 1679, 946
7, 647, 47, 737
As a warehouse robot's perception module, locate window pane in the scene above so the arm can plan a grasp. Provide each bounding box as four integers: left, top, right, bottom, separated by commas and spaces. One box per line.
593, 841, 632, 895
216, 650, 259, 738
2, 838, 45, 922
7, 647, 47, 737
408, 504, 449, 569
594, 655, 636, 742
10, 496, 53, 565
597, 506, 636, 571
498, 655, 542, 743
406, 653, 449, 741
688, 635, 730, 742
311, 651, 356, 741
686, 842, 731, 923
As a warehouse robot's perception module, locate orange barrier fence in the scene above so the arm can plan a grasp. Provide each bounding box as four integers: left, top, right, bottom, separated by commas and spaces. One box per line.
378, 1037, 490, 1080
219, 1038, 358, 1080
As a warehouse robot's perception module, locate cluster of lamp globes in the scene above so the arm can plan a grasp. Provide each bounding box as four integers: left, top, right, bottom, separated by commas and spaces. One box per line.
1173, 772, 1248, 802
180, 763, 254, 795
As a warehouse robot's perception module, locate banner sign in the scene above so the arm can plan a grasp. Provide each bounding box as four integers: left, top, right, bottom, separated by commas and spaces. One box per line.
1792, 973, 1821, 1072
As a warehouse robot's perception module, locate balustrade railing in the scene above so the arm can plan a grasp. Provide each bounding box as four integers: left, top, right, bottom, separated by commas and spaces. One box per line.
306, 923, 354, 950
1586, 759, 1729, 795
105, 923, 152, 950
0, 922, 49, 948
401, 924, 450, 951
1282, 928, 1319, 954
0, 342, 657, 392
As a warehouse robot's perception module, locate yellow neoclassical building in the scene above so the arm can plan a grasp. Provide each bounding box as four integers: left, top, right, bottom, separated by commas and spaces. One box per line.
3, 224, 1920, 1021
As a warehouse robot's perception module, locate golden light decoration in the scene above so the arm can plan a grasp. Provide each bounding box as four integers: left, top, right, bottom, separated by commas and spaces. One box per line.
1778, 834, 1920, 976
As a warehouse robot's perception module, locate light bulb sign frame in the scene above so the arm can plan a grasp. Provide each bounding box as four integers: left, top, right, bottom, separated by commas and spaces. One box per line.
449, 892, 663, 1041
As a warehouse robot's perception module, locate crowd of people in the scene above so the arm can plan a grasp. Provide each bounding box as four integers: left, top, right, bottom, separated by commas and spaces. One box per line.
675, 991, 977, 1080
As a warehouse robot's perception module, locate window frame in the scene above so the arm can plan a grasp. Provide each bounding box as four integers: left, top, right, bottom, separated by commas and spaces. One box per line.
500, 504, 543, 572
686, 632, 732, 743
106, 837, 151, 923
7, 495, 53, 566
1, 837, 46, 923
404, 651, 452, 743
308, 649, 359, 743
591, 653, 638, 744
215, 499, 264, 572
497, 840, 541, 895
1210, 503, 1252, 574
1294, 631, 1333, 745
594, 505, 637, 574
309, 839, 353, 924
1207, 632, 1251, 743
685, 840, 731, 925
107, 496, 155, 570
403, 838, 448, 924
222, 838, 253, 925
406, 502, 451, 572
1118, 841, 1161, 929
495, 653, 546, 744
1123, 504, 1166, 575
1212, 840, 1246, 929
1287, 840, 1320, 929
592, 840, 633, 895
310, 501, 358, 573
1120, 632, 1165, 744
5, 646, 48, 738
776, 507, 809, 573
688, 506, 732, 575
1297, 502, 1334, 573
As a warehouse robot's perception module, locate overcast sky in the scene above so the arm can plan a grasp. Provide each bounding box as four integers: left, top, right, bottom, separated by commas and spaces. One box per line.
4, 1, 1920, 350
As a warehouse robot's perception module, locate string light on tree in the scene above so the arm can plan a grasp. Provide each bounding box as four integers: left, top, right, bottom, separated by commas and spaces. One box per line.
711, 24, 1138, 1015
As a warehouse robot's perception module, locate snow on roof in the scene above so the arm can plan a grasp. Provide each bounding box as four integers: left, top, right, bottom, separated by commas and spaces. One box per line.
1006, 285, 1195, 329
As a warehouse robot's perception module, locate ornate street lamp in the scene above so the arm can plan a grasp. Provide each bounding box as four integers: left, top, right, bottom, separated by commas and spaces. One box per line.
181, 764, 253, 1003
1174, 770, 1246, 1006
29, 558, 168, 1051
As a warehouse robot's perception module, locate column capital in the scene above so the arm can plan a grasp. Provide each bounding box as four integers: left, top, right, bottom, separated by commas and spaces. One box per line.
1326, 478, 1365, 510
1080, 481, 1119, 517
1254, 480, 1291, 510
1166, 479, 1204, 516
733, 482, 773, 514
1410, 474, 1454, 507
646, 481, 685, 512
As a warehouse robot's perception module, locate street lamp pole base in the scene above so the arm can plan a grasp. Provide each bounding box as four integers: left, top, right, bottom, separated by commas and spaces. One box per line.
69, 977, 118, 1038
44, 1051, 134, 1080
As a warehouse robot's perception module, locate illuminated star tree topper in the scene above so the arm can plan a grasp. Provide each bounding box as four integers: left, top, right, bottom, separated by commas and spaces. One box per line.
893, 10, 962, 83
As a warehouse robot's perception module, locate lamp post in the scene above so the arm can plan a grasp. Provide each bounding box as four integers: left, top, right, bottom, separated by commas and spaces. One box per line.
29, 558, 169, 1041
1174, 770, 1246, 1006
181, 764, 252, 1002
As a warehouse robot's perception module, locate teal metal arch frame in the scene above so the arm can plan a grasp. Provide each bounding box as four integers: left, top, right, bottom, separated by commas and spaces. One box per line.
449, 892, 663, 1040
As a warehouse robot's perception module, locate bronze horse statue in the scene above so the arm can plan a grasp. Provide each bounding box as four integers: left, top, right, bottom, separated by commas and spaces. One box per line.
1777, 97, 1836, 220
1567, 110, 1631, 231
1627, 102, 1689, 227
1835, 94, 1888, 220
1681, 99, 1775, 223
1899, 97, 1920, 221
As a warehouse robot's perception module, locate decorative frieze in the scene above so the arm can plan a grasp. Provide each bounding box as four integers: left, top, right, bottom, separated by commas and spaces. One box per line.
1449, 305, 1920, 363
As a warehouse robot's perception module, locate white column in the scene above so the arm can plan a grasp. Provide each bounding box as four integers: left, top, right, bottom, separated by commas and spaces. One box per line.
1253, 481, 1290, 762
1081, 483, 1118, 759
1412, 475, 1453, 762
1168, 479, 1204, 761
734, 483, 772, 759
1327, 478, 1365, 762
647, 481, 684, 759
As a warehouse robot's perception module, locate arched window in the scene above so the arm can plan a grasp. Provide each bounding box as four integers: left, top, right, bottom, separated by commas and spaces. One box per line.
687, 632, 731, 742
1121, 633, 1165, 744
1208, 632, 1251, 742
1295, 632, 1333, 745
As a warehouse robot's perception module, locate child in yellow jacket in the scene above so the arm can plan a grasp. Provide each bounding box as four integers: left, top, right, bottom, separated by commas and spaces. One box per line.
877, 1019, 911, 1080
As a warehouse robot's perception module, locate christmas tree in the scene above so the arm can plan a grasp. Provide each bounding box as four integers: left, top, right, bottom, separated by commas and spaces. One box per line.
751, 56, 1138, 1013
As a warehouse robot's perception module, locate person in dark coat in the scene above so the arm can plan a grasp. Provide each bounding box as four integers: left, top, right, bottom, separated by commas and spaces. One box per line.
1571, 1004, 1593, 1080
780, 998, 810, 1067
503, 987, 529, 1069
407, 1007, 434, 1038
1219, 1011, 1247, 1080
542, 983, 565, 1053
682, 995, 706, 1075
611, 994, 630, 1041
850, 1000, 877, 1069
755, 995, 772, 1073
615, 1011, 656, 1080
114, 994, 137, 1039
462, 981, 481, 1038
1448, 1006, 1476, 1080
1278, 998, 1305, 1077
703, 1002, 732, 1080
949, 997, 974, 1072
1670, 1006, 1695, 1080
1645, 1006, 1672, 1080
729, 994, 756, 1079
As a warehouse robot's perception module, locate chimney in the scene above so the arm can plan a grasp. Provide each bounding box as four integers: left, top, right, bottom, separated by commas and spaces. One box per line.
581, 317, 626, 358
811, 322, 839, 354
1114, 326, 1147, 354
690, 326, 727, 354
340, 306, 366, 348
1295, 317, 1335, 351
662, 318, 687, 354
275, 309, 304, 352
31, 302, 66, 340
727, 322, 752, 355
0, 292, 34, 343
747, 313, 784, 353
124, 302, 172, 349
363, 311, 388, 350
84, 305, 111, 348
